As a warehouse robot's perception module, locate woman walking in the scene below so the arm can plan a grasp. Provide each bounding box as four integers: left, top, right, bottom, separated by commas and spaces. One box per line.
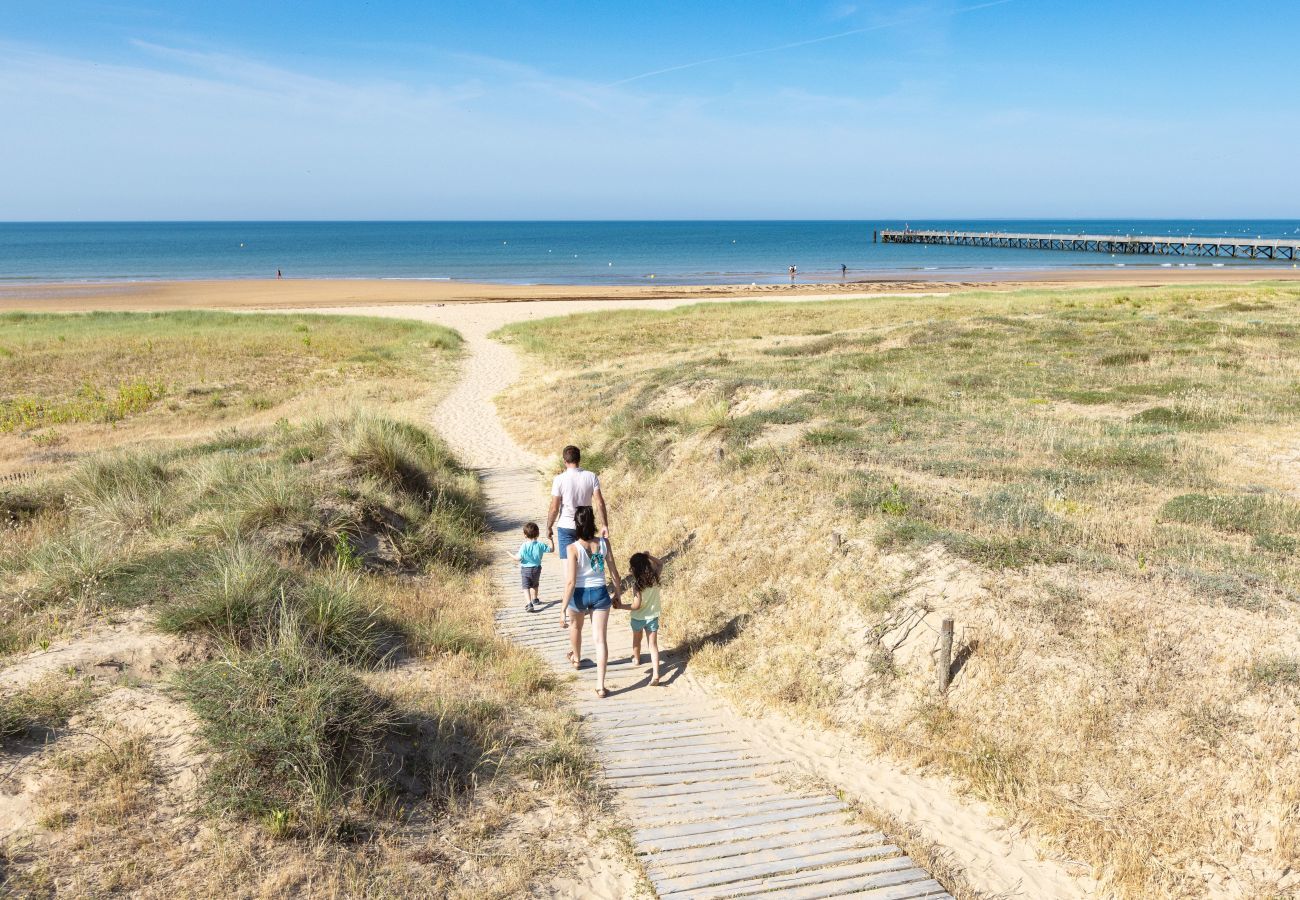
562, 507, 623, 697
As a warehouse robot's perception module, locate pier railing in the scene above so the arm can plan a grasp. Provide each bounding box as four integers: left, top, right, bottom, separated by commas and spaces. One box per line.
878, 229, 1299, 260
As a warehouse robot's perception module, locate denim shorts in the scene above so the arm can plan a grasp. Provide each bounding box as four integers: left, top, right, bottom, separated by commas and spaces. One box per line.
520, 565, 541, 590
631, 617, 660, 633
568, 584, 612, 613
556, 527, 577, 560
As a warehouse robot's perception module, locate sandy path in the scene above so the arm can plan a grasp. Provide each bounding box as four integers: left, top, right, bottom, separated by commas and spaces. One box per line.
292, 297, 1093, 899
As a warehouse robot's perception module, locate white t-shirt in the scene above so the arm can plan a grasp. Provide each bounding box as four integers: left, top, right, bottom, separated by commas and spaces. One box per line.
552, 467, 600, 530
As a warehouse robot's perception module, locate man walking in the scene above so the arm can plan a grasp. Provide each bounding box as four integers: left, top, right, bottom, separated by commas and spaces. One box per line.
547, 445, 608, 562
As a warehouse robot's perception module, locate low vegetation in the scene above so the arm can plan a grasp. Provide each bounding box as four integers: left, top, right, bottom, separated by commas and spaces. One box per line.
498, 282, 1300, 899
0, 310, 459, 474
0, 312, 602, 897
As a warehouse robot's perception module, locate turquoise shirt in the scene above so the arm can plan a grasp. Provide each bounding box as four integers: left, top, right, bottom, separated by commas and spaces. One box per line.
517, 539, 550, 567
631, 585, 661, 621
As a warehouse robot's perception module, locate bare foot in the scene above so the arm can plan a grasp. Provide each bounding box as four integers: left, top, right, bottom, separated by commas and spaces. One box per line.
595, 687, 608, 699
650, 674, 661, 686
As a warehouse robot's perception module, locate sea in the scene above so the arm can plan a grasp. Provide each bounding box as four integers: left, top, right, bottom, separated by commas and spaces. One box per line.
2, 220, 1298, 286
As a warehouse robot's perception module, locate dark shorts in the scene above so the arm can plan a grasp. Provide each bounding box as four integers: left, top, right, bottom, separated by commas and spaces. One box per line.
556, 527, 577, 560
520, 565, 541, 590
568, 584, 612, 613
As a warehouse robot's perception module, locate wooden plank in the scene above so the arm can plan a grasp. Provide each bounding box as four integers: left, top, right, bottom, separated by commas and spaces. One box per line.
644, 824, 880, 871
632, 796, 847, 830
639, 811, 852, 854
606, 758, 771, 779
649, 831, 889, 878
622, 783, 784, 813
654, 845, 903, 895
611, 763, 774, 789
730, 873, 947, 900
625, 776, 775, 800
631, 801, 842, 842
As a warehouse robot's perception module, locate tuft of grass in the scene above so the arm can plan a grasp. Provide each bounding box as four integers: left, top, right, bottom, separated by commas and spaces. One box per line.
803, 425, 861, 448
1160, 493, 1300, 536
156, 545, 290, 642
344, 416, 457, 496
0, 675, 96, 745
1247, 655, 1300, 688
1061, 441, 1168, 476
66, 452, 173, 532
1099, 350, 1152, 366
176, 620, 394, 833
1130, 406, 1221, 430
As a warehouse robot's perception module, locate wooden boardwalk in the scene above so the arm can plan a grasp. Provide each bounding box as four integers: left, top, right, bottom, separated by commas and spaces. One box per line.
422, 309, 950, 899
484, 467, 950, 900
879, 228, 1300, 260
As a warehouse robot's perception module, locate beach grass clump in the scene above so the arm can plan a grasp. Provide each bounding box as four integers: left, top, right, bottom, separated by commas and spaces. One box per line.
176, 616, 394, 833
498, 281, 1300, 898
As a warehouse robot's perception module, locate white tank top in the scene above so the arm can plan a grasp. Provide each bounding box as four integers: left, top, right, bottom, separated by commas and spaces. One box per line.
572, 539, 609, 589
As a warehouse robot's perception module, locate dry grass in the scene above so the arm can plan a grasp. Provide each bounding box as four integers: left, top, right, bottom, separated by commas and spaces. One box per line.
0, 311, 609, 898
498, 282, 1300, 899
0, 310, 460, 478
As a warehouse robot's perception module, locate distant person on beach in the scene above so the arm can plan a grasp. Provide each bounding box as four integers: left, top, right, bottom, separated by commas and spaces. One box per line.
841, 263, 847, 278
276, 269, 282, 278
563, 507, 622, 698
789, 265, 797, 279
509, 521, 553, 613
627, 552, 665, 686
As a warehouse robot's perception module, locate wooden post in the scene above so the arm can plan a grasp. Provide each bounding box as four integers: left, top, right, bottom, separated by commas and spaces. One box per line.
938, 618, 954, 693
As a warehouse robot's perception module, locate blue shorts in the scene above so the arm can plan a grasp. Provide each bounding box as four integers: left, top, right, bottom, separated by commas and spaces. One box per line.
631, 617, 660, 633
569, 584, 612, 613
556, 527, 577, 560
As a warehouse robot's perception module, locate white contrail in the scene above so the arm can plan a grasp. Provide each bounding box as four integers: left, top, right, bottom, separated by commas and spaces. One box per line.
606, 0, 1016, 87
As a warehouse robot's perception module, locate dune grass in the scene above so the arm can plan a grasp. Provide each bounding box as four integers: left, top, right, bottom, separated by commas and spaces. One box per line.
498, 281, 1300, 899
0, 311, 605, 897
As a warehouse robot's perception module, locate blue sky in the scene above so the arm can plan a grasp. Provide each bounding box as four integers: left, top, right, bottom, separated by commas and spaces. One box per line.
2, 1, 1295, 220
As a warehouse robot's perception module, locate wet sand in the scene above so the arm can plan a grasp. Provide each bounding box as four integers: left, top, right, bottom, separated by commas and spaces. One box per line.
1, 266, 1298, 312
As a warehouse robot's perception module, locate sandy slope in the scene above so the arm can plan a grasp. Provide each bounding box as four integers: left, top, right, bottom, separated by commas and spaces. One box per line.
311, 295, 1095, 898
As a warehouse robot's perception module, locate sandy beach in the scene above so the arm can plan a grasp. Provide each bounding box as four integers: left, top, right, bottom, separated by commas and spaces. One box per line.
3, 266, 1300, 313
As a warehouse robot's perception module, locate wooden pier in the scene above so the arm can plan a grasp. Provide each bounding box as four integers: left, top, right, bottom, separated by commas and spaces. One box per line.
878, 229, 1300, 260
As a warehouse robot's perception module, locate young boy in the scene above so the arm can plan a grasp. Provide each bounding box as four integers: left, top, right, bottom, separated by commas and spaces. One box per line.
510, 522, 554, 612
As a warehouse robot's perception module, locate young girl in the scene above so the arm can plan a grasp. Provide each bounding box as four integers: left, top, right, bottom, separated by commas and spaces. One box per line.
627, 552, 664, 686
562, 507, 623, 698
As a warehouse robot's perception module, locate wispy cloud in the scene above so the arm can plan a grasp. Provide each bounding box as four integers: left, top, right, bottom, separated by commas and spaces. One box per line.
606, 0, 1016, 86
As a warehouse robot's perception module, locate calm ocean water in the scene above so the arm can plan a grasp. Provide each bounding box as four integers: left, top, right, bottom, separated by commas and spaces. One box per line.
2, 220, 1298, 286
